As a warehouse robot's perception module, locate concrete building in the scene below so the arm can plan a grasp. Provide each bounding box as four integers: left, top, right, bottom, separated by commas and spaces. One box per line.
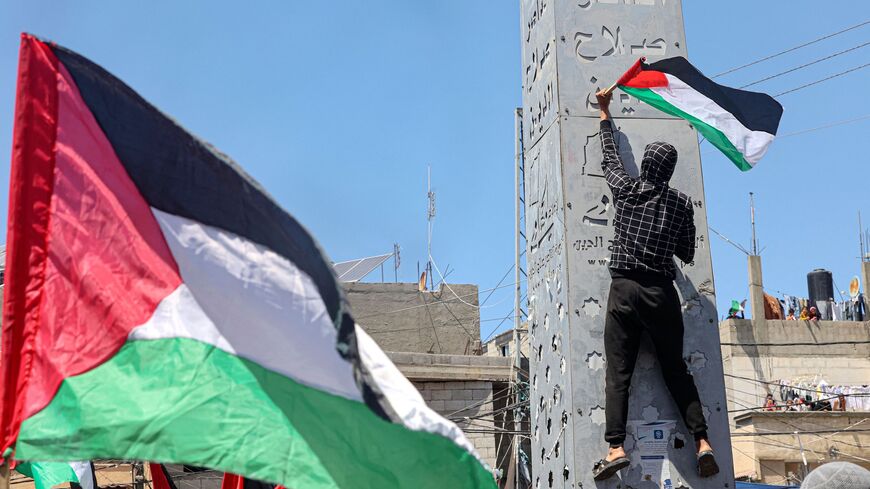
346, 282, 482, 355
721, 256, 870, 485
483, 324, 529, 359
348, 282, 520, 480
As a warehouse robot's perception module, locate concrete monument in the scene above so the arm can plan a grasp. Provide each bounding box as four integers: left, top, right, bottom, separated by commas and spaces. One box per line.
520, 1, 734, 488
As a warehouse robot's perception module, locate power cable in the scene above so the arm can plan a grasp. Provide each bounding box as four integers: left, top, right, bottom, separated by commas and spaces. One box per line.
443, 387, 514, 418
774, 62, 870, 97
722, 340, 870, 347
726, 393, 870, 414
701, 113, 870, 157
726, 373, 870, 395
712, 20, 870, 78
421, 292, 443, 353
429, 254, 483, 309
354, 280, 522, 320
730, 443, 800, 484
778, 113, 870, 139
480, 264, 515, 307
732, 428, 870, 437
740, 41, 870, 89
441, 300, 479, 345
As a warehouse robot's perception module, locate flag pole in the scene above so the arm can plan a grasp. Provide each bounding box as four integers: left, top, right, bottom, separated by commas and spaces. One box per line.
604, 56, 645, 96
0, 460, 10, 489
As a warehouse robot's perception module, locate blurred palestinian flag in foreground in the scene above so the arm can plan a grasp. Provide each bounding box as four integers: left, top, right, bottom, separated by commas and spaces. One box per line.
15, 461, 95, 489
615, 56, 783, 171
0, 34, 495, 489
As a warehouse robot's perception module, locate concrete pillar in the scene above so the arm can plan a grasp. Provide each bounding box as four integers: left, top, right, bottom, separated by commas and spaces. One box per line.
520, 1, 733, 488
748, 255, 765, 321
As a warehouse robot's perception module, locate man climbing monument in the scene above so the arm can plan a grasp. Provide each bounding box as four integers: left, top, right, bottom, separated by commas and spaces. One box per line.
590, 89, 718, 482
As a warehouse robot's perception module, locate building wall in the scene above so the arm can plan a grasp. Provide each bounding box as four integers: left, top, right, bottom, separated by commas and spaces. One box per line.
720, 318, 870, 483
413, 380, 500, 467
731, 412, 870, 485
345, 282, 481, 355
483, 326, 529, 359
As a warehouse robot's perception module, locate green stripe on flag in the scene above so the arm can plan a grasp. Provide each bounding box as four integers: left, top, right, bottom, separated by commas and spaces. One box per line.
15, 461, 80, 489
17, 338, 495, 489
619, 85, 753, 171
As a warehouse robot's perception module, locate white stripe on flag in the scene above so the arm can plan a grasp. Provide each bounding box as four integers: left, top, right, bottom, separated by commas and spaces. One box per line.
68, 462, 93, 489
355, 326, 487, 466
140, 209, 362, 401
653, 74, 776, 164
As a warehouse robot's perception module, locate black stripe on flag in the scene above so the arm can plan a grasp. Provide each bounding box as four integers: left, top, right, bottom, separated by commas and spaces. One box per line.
49, 44, 345, 325
647, 56, 783, 135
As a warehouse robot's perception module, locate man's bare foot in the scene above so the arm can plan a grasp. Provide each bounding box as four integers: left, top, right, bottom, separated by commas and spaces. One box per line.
606, 445, 627, 462
696, 437, 712, 455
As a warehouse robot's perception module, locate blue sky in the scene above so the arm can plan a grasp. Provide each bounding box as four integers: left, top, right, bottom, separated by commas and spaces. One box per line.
0, 1, 868, 335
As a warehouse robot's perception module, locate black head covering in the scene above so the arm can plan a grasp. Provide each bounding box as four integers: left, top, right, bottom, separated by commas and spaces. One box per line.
640, 142, 678, 184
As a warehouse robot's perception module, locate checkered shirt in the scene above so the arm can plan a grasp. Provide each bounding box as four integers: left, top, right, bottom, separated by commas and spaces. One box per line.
599, 120, 695, 279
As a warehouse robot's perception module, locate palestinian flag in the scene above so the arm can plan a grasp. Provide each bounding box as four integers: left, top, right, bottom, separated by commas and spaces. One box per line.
221, 473, 286, 489
1, 34, 495, 489
15, 461, 95, 489
148, 464, 178, 489
615, 56, 783, 171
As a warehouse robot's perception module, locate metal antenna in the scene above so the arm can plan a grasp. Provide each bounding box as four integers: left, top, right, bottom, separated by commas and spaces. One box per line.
427, 165, 436, 290
860, 210, 866, 263
393, 243, 401, 282
709, 227, 751, 256
749, 192, 758, 255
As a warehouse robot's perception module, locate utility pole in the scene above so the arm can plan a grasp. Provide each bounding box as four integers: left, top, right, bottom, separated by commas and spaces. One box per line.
749, 192, 758, 256
0, 461, 9, 489
513, 107, 524, 489
747, 192, 765, 321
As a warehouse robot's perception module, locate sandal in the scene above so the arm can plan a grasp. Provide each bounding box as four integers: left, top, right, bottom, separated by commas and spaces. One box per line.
592, 457, 630, 481
698, 450, 720, 478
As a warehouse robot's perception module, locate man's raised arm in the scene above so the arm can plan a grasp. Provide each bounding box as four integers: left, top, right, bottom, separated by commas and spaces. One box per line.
597, 90, 633, 196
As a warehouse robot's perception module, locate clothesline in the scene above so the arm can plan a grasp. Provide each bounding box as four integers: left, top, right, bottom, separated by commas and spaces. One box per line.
779, 293, 865, 321
772, 378, 870, 412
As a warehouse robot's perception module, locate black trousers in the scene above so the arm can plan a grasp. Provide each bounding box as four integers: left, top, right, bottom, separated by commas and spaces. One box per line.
603, 273, 708, 447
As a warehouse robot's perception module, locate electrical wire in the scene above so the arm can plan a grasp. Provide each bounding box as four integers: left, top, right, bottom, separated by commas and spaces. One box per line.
443, 387, 515, 418
774, 62, 870, 97
722, 340, 870, 347
778, 113, 870, 139
354, 280, 522, 320
701, 113, 870, 157
740, 41, 870, 89
732, 428, 870, 437
725, 373, 870, 396
730, 443, 800, 484
712, 20, 870, 78
479, 264, 515, 307
429, 255, 484, 309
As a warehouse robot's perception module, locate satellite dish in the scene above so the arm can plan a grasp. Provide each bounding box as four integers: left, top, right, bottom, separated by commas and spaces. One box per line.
849, 276, 860, 299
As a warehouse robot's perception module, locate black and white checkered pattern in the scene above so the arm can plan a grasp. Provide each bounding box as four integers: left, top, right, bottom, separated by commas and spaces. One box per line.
599, 120, 695, 279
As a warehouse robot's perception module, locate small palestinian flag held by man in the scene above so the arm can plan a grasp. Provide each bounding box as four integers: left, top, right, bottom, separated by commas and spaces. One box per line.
0, 34, 495, 489
613, 56, 784, 171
